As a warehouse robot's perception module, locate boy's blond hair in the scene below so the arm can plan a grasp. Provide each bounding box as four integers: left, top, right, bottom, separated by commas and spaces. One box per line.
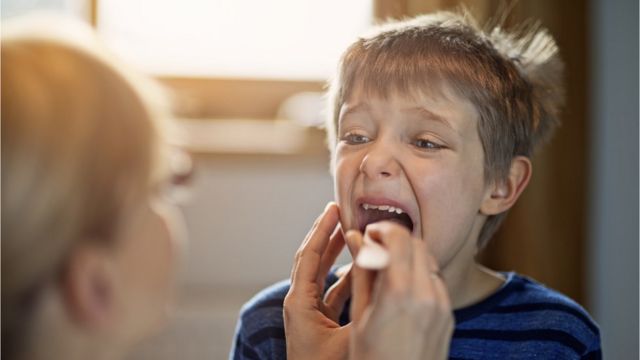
326, 11, 564, 247
1, 15, 171, 355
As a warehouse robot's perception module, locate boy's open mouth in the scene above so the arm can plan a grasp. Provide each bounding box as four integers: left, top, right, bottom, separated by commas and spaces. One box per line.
357, 202, 414, 233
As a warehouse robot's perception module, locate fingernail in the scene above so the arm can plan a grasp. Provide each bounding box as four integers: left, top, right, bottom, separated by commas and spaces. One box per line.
345, 230, 359, 243
324, 201, 335, 212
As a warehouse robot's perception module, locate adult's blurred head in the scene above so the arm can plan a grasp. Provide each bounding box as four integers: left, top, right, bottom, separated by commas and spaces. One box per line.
2, 14, 188, 360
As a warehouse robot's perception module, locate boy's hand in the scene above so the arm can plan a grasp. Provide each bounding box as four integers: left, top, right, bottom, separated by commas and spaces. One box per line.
283, 202, 352, 360
346, 222, 454, 360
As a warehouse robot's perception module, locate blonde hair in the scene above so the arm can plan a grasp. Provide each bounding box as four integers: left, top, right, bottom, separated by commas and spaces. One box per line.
326, 11, 564, 247
1, 15, 171, 355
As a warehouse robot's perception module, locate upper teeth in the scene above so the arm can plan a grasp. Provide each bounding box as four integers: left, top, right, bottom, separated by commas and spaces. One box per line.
362, 203, 404, 214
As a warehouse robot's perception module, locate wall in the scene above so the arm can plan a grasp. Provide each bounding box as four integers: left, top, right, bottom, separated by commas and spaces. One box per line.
127, 152, 346, 359
588, 0, 639, 358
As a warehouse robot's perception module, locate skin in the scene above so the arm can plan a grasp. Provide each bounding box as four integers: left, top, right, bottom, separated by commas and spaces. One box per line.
108, 198, 186, 344
285, 82, 532, 359
334, 84, 530, 308
26, 182, 186, 360
283, 204, 454, 360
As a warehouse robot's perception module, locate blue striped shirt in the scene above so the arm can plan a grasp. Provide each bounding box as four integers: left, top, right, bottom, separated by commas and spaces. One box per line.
230, 272, 601, 359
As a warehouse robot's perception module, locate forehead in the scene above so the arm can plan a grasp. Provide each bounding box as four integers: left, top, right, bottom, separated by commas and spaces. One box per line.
340, 81, 479, 131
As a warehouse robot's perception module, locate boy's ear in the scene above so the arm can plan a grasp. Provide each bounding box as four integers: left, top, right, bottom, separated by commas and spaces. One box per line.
62, 243, 117, 330
480, 156, 532, 216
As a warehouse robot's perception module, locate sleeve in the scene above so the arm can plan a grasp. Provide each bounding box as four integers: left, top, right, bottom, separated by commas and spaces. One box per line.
228, 274, 340, 360
581, 349, 602, 360
228, 279, 292, 360
229, 315, 262, 360
580, 332, 602, 360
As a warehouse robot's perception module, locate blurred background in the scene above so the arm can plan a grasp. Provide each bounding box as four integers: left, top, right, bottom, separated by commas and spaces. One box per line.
3, 0, 638, 358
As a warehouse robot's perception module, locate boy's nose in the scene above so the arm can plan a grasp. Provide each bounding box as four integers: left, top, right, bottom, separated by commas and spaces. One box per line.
359, 144, 401, 179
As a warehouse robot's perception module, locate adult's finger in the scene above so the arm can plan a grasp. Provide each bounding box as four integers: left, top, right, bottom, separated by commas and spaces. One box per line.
431, 269, 451, 308
410, 238, 436, 300
347, 230, 376, 324
364, 222, 413, 296
414, 238, 450, 307
345, 227, 363, 258
290, 203, 340, 294
316, 225, 346, 293
323, 265, 352, 323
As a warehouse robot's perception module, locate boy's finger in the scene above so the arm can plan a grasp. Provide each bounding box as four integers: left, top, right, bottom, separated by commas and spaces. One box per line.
323, 265, 352, 322
316, 225, 346, 293
290, 203, 339, 292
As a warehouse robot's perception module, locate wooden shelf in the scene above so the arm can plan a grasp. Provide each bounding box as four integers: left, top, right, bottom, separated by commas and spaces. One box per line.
171, 118, 329, 156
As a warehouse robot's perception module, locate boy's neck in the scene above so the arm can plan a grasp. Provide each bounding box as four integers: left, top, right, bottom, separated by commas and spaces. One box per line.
438, 217, 506, 310
442, 261, 505, 310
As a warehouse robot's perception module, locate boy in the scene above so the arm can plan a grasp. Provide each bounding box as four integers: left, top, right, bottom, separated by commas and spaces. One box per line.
231, 11, 601, 359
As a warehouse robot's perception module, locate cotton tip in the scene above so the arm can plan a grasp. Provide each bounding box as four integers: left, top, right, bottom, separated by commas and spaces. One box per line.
355, 235, 389, 270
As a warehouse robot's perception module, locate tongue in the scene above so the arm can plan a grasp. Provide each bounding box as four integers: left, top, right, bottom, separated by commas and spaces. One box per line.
363, 210, 413, 233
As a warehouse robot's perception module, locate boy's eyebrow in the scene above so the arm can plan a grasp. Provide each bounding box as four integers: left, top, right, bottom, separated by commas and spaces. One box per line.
339, 103, 370, 120
404, 106, 457, 133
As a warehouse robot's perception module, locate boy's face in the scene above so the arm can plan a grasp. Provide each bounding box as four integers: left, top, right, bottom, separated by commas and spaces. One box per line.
334, 84, 491, 269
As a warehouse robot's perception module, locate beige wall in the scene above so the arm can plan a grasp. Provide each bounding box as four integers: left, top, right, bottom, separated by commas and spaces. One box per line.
128, 152, 353, 359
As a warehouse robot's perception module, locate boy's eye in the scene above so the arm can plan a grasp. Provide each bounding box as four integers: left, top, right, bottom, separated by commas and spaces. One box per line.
414, 138, 443, 150
343, 133, 371, 145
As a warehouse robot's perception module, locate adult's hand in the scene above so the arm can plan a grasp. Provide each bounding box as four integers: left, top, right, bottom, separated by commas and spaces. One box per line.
346, 222, 454, 360
283, 203, 352, 360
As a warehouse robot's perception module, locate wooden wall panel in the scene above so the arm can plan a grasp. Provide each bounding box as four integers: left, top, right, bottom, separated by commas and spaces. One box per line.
159, 77, 324, 119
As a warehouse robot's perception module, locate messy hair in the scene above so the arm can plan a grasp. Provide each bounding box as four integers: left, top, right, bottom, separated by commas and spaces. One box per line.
325, 11, 564, 248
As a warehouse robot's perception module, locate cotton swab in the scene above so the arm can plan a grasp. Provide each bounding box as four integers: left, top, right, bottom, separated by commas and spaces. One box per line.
355, 234, 390, 270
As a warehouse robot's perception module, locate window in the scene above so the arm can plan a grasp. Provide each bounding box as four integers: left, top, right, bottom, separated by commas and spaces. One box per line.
97, 0, 373, 80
